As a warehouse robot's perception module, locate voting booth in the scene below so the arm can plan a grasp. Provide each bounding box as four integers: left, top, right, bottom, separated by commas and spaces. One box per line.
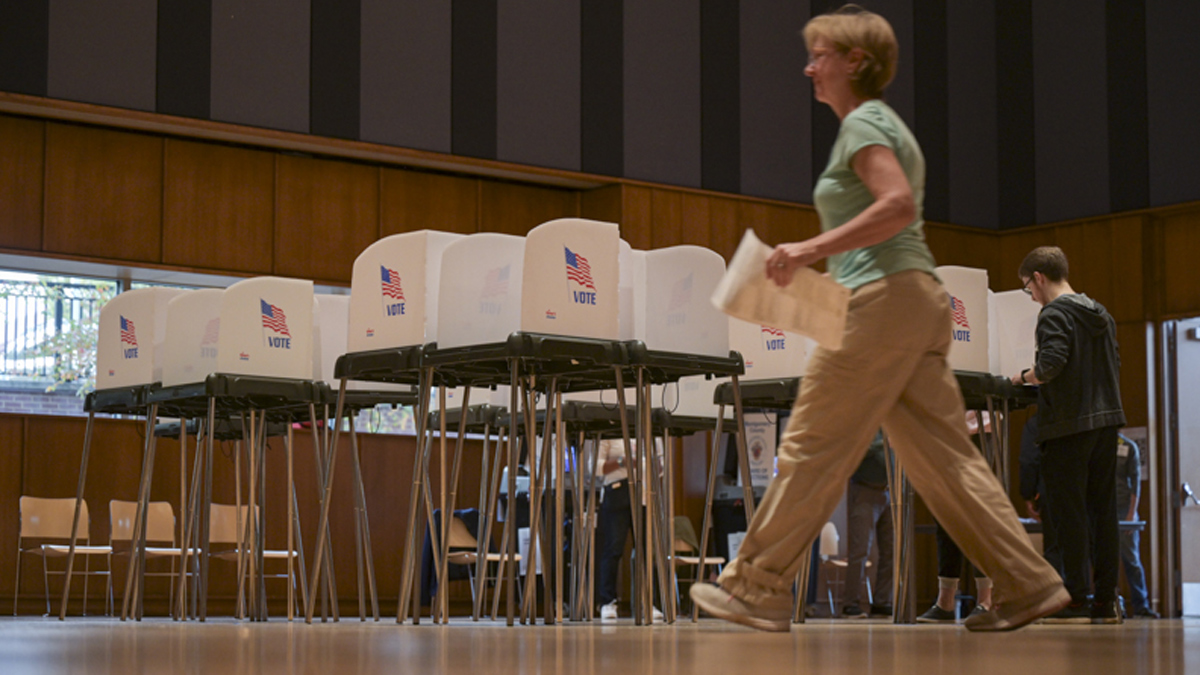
162, 289, 224, 387
990, 289, 1041, 377
936, 266, 990, 373
216, 277, 314, 380
437, 233, 526, 350
520, 218, 620, 340
348, 230, 463, 352
313, 293, 351, 386
97, 287, 188, 389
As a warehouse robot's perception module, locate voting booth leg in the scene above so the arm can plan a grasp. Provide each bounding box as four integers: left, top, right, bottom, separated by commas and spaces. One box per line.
348, 413, 380, 621
470, 424, 495, 621
435, 386, 472, 624
286, 422, 310, 620
176, 418, 207, 621
612, 368, 645, 625
396, 369, 434, 624
57, 412, 97, 620
554, 389, 566, 625
199, 398, 216, 621
792, 539, 815, 624
587, 433, 601, 622
729, 375, 757, 523
122, 408, 159, 621
491, 427, 515, 622
692, 408, 725, 622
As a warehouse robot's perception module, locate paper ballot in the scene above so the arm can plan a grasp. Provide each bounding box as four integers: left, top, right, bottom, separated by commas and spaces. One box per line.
711, 229, 851, 351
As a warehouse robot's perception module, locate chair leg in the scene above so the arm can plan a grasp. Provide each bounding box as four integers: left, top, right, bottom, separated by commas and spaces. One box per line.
12, 548, 20, 616
43, 555, 51, 616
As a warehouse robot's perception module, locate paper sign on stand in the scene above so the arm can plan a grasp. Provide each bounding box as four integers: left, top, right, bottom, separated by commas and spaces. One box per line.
520, 218, 620, 340
162, 289, 223, 387
738, 412, 778, 488
98, 287, 188, 389
216, 277, 314, 379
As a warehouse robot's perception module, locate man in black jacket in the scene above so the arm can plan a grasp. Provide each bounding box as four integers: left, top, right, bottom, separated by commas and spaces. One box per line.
1012, 246, 1126, 624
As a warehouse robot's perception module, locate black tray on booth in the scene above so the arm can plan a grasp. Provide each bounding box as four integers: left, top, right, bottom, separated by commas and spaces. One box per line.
85, 385, 151, 415
651, 409, 736, 436
713, 377, 801, 410
623, 342, 745, 385
146, 373, 324, 421
424, 333, 628, 392
333, 344, 428, 387
153, 417, 290, 441
427, 403, 507, 435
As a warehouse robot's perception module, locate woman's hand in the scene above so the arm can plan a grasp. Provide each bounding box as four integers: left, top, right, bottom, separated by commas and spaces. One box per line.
765, 241, 821, 287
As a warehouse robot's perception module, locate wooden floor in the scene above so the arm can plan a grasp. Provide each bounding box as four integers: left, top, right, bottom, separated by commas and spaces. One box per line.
0, 615, 1193, 674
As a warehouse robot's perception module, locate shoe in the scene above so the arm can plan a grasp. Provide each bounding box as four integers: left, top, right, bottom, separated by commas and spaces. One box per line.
804, 604, 818, 618
652, 606, 665, 623
963, 584, 1071, 632
1041, 601, 1093, 625
915, 604, 957, 624
841, 604, 866, 619
1133, 607, 1161, 619
1091, 599, 1124, 625
689, 583, 792, 632
968, 605, 990, 619
869, 604, 893, 617
599, 600, 618, 621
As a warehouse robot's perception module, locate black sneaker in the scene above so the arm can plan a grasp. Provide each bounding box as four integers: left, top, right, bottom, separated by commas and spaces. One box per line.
869, 604, 893, 617
916, 604, 957, 623
1133, 607, 1161, 619
1091, 599, 1124, 625
968, 605, 990, 619
1042, 601, 1092, 624
842, 604, 866, 619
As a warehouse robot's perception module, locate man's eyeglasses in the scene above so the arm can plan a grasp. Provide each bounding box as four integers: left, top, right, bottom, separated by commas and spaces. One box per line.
1021, 277, 1034, 295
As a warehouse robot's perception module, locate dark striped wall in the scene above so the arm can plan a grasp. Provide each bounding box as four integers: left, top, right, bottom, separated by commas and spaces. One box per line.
0, 0, 1191, 230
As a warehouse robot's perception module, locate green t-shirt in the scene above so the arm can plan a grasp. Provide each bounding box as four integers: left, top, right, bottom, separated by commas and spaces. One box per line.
813, 99, 937, 290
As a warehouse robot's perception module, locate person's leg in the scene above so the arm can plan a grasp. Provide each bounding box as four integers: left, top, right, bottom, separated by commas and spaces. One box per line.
1120, 529, 1151, 613
871, 490, 894, 609
1040, 434, 1092, 605
842, 482, 874, 612
594, 482, 631, 609
877, 274, 1063, 611
1087, 426, 1121, 607
713, 276, 931, 608
933, 522, 964, 611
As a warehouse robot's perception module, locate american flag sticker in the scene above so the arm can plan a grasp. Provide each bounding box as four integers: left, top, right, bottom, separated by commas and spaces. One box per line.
200, 318, 220, 346
381, 265, 406, 301
119, 316, 138, 347
761, 326, 784, 337
668, 273, 693, 311
564, 247, 595, 290
482, 265, 510, 298
261, 299, 292, 337
949, 295, 970, 329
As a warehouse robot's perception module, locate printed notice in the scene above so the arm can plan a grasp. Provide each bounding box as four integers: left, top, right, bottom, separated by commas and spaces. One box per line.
711, 229, 851, 351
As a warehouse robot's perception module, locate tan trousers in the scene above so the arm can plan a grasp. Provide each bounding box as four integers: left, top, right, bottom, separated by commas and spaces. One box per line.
718, 270, 1062, 606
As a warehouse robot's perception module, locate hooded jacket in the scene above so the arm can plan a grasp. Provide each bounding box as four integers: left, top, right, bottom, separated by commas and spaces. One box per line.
1033, 293, 1126, 442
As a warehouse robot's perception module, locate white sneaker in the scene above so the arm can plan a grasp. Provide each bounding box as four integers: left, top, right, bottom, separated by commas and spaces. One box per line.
652, 607, 665, 623
600, 601, 618, 621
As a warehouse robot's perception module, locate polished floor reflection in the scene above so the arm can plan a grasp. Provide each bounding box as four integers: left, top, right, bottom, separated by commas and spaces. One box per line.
0, 616, 1193, 674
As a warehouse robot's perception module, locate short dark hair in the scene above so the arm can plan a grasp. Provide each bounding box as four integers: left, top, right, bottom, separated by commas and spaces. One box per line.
1018, 246, 1069, 283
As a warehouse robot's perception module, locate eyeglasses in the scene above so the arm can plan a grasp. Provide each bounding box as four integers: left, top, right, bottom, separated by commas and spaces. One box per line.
807, 49, 837, 67
1021, 277, 1034, 295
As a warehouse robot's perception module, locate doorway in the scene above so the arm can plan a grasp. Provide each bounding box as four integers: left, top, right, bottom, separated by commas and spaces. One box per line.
1167, 317, 1200, 616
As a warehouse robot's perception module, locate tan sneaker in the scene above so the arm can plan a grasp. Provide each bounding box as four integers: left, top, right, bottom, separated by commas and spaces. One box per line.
963, 584, 1070, 632
689, 583, 792, 632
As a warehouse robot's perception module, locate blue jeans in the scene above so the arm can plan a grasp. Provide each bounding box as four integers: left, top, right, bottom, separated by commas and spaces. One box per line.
1120, 528, 1150, 612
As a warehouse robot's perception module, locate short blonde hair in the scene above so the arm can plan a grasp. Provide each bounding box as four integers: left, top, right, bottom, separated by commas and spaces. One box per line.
803, 4, 898, 100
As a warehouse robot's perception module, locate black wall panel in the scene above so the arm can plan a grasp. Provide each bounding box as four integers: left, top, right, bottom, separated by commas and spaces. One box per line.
996, 0, 1035, 229
497, 0, 581, 172
47, 0, 157, 112
1106, 0, 1149, 214
623, 0, 702, 188
946, 0, 997, 230
701, 0, 740, 194
210, 0, 310, 133
451, 0, 497, 160
157, 0, 212, 119
739, 0, 809, 203
0, 1, 49, 97
913, 0, 948, 224
1146, 0, 1200, 208
311, 0, 360, 141
359, 0, 451, 153
1033, 0, 1109, 224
